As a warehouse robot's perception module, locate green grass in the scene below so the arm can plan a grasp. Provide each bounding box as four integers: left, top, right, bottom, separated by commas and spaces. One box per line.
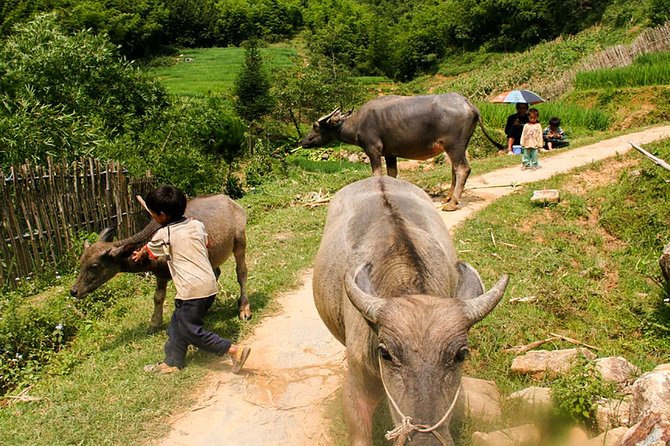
148, 47, 298, 96
575, 51, 670, 90
3, 134, 670, 444
0, 162, 368, 445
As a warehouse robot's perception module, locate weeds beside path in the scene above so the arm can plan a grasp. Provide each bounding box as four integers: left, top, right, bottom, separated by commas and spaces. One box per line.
151, 125, 670, 446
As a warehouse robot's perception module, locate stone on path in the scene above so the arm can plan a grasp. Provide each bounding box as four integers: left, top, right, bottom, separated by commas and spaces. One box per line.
629, 367, 670, 424
530, 189, 560, 204
460, 376, 502, 422
471, 424, 541, 446
621, 412, 670, 446
595, 357, 639, 385
508, 387, 552, 411
595, 398, 630, 431
511, 348, 596, 379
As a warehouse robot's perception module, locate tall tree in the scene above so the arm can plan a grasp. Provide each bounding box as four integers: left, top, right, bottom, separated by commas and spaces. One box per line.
233, 38, 275, 124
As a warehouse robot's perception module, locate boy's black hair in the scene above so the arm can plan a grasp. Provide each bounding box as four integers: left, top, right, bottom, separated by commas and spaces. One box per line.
145, 185, 186, 221
549, 117, 561, 127
528, 108, 539, 115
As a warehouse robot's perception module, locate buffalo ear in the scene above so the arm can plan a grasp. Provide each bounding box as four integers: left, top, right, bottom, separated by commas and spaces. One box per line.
98, 227, 116, 242
83, 240, 91, 249
455, 261, 485, 301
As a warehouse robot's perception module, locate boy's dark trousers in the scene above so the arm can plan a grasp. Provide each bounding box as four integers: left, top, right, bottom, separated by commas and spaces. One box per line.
164, 295, 232, 368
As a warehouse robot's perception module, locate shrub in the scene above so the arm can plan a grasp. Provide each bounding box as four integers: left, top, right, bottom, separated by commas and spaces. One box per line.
551, 358, 616, 427
0, 13, 168, 168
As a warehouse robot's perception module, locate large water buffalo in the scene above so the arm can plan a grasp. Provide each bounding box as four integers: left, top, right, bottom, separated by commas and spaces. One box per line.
70, 194, 250, 330
313, 176, 508, 445
300, 93, 503, 211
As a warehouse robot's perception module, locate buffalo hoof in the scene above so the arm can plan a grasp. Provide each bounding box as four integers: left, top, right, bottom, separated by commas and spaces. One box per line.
442, 202, 458, 212
238, 303, 252, 321
148, 324, 163, 334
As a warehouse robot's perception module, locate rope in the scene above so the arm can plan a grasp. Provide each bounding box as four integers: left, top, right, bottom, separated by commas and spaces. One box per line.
378, 356, 461, 446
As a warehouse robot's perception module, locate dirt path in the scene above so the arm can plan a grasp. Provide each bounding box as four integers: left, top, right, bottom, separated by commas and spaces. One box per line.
152, 126, 670, 446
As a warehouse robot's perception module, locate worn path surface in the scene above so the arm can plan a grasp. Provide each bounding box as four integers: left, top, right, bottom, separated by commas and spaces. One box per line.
152, 126, 670, 446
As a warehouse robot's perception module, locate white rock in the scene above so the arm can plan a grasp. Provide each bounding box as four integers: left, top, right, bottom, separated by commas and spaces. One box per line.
460, 376, 502, 422
471, 424, 541, 446
587, 426, 628, 446
651, 363, 670, 373
508, 386, 552, 410
629, 369, 670, 424
595, 357, 639, 385
595, 398, 630, 431
621, 412, 670, 446
510, 348, 596, 379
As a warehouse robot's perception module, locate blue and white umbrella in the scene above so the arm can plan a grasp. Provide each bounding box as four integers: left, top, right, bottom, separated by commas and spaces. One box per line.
490, 89, 546, 104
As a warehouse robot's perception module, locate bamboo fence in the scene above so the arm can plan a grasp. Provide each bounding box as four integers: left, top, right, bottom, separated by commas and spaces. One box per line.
0, 158, 155, 288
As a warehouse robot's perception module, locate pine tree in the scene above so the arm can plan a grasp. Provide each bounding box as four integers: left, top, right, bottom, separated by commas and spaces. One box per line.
233, 38, 275, 124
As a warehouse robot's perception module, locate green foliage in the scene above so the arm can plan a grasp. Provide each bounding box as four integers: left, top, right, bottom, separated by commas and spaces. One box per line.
101, 97, 234, 196
200, 97, 246, 164
56, 0, 170, 59
215, 0, 303, 45
302, 0, 658, 80
575, 51, 670, 89
551, 358, 616, 426
426, 26, 629, 99
234, 39, 275, 123
271, 55, 365, 139
0, 14, 168, 167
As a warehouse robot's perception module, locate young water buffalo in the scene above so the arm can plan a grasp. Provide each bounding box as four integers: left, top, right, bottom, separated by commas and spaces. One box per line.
70, 194, 250, 330
313, 176, 508, 445
300, 93, 504, 211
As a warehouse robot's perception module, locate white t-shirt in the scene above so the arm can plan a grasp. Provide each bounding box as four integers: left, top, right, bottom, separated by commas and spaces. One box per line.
146, 218, 218, 300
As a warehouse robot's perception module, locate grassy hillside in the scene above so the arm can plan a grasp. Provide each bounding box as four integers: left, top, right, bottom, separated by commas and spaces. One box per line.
149, 46, 298, 96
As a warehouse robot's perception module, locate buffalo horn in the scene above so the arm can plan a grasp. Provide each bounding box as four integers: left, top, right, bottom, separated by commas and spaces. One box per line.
463, 274, 509, 325
98, 227, 116, 242
345, 264, 385, 324
317, 108, 340, 124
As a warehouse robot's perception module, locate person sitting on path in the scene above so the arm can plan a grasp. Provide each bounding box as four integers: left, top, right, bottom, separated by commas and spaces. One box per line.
504, 102, 530, 155
132, 185, 251, 374
520, 108, 543, 170
543, 117, 569, 151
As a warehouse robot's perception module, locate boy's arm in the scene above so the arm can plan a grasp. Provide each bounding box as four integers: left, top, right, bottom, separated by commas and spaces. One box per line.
131, 245, 149, 263
132, 230, 166, 263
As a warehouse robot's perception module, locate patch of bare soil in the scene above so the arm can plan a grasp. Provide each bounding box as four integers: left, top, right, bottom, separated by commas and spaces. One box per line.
151, 125, 670, 446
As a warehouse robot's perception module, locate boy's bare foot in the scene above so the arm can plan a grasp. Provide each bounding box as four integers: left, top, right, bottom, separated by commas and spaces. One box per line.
230, 346, 251, 374
144, 362, 179, 374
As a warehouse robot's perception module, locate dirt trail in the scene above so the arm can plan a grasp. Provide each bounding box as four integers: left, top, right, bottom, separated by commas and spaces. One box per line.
152, 126, 670, 446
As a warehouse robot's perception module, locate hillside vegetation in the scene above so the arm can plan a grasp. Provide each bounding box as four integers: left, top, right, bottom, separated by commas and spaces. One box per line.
1, 1, 670, 444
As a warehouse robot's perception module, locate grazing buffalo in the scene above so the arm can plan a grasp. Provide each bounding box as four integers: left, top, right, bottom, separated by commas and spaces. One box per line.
300, 93, 503, 211
313, 176, 508, 445
70, 194, 250, 330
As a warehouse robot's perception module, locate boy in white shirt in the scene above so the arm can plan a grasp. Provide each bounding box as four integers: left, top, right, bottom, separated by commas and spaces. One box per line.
132, 185, 250, 374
